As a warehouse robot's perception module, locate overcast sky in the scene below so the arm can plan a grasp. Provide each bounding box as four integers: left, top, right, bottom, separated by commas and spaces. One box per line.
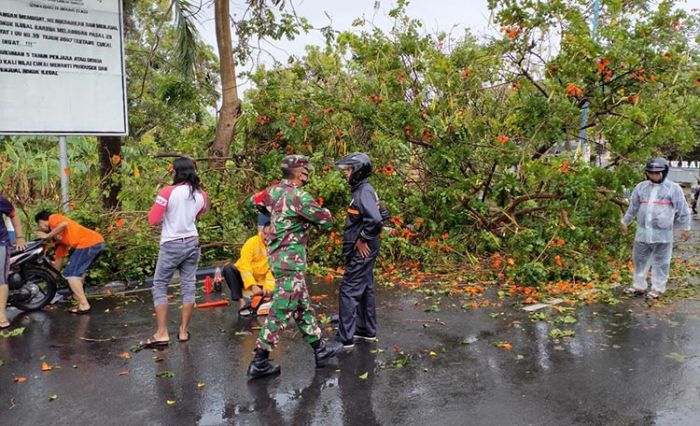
193, 0, 700, 94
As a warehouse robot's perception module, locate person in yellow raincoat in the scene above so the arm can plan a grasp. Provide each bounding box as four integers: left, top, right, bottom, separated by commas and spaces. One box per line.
223, 214, 275, 316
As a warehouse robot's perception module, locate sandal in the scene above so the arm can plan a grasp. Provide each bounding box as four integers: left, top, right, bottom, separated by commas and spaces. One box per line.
178, 331, 191, 343
645, 291, 661, 301
68, 306, 92, 315
139, 336, 170, 349
238, 303, 253, 317
623, 287, 645, 296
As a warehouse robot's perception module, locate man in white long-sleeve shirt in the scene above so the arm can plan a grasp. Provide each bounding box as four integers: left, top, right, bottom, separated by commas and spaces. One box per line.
621, 157, 690, 300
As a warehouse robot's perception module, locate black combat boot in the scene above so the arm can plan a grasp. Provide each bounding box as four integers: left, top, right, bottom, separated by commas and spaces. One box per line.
312, 340, 343, 367
247, 348, 281, 380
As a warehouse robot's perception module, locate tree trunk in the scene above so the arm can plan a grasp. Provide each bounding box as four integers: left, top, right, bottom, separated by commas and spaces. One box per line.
210, 0, 240, 168
95, 2, 134, 210
98, 136, 122, 210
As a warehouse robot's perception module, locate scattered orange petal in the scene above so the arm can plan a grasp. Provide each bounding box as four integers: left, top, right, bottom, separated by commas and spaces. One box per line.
41, 362, 52, 372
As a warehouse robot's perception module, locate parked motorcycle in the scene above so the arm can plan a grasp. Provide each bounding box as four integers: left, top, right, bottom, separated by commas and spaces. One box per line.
7, 240, 58, 311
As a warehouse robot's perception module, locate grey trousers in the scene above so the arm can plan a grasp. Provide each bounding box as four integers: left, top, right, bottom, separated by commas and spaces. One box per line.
152, 237, 200, 306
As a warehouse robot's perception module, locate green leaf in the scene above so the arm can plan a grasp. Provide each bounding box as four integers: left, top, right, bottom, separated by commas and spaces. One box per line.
48, 394, 58, 401
554, 315, 578, 324
359, 372, 369, 380
156, 370, 176, 378
1, 327, 26, 338
665, 352, 688, 362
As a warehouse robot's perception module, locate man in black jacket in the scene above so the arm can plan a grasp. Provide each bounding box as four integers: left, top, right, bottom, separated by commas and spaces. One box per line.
334, 153, 386, 349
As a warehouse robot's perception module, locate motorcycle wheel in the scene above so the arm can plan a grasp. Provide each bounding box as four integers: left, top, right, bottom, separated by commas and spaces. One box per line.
13, 267, 58, 312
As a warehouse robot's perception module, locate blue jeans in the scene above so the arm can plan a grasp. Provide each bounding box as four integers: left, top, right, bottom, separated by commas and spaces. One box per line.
63, 243, 104, 279
152, 237, 200, 306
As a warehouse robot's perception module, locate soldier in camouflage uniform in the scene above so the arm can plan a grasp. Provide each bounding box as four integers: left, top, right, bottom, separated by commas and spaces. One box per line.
246, 155, 344, 380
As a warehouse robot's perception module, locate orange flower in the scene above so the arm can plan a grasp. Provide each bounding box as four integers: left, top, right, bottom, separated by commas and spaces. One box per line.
64, 167, 71, 176
383, 164, 395, 175
322, 107, 334, 114
14, 377, 27, 383
403, 124, 413, 136
369, 94, 384, 104
559, 160, 571, 174
491, 253, 503, 269
115, 218, 126, 228
567, 83, 583, 97
660, 53, 673, 62
507, 258, 515, 266
289, 115, 297, 127
421, 128, 436, 142
554, 239, 565, 247
511, 82, 522, 90
111, 154, 121, 166
470, 300, 479, 309
271, 141, 280, 149
460, 68, 471, 80
301, 117, 310, 127
336, 129, 344, 138
256, 115, 269, 125
596, 57, 610, 75
554, 255, 563, 267
501, 342, 513, 350
316, 197, 324, 206
497, 135, 510, 145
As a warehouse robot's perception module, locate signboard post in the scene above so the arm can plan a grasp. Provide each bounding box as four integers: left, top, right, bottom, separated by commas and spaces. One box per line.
0, 0, 128, 210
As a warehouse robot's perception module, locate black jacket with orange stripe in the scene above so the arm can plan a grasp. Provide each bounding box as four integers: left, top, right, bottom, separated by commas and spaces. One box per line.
342, 179, 384, 258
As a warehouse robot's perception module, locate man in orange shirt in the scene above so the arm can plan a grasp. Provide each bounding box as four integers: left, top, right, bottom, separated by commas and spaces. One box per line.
34, 211, 104, 314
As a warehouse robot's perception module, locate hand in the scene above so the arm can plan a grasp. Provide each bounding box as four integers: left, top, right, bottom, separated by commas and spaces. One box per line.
14, 237, 26, 251
354, 239, 370, 257
35, 231, 49, 239
620, 223, 628, 235
262, 288, 273, 297
251, 285, 263, 296
681, 230, 690, 242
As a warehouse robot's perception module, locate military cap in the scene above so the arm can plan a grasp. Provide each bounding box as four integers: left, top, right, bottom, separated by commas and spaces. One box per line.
280, 155, 313, 170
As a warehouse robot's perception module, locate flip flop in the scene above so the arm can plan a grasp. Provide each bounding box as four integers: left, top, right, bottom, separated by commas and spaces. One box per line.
178, 331, 191, 343
0, 321, 10, 330
140, 336, 170, 349
67, 307, 91, 315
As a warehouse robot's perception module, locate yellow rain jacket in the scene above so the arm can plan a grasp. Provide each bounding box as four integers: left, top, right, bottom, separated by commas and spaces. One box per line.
234, 234, 275, 292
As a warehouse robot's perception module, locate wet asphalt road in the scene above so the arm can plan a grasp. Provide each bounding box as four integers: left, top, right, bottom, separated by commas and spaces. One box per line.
1, 229, 699, 425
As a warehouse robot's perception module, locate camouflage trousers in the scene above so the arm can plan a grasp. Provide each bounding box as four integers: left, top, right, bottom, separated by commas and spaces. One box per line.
256, 269, 322, 351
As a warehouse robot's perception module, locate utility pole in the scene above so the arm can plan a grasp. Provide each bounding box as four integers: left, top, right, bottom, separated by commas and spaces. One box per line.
59, 136, 71, 213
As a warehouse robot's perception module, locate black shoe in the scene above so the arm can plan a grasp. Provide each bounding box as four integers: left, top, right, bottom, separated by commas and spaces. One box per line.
314, 340, 343, 367
247, 349, 281, 380
353, 334, 378, 342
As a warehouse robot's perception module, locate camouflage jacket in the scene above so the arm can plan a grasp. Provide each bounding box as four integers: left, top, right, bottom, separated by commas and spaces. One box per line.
250, 180, 333, 271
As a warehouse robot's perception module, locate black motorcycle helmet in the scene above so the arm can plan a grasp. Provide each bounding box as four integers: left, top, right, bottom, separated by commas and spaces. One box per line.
336, 152, 372, 186
645, 157, 669, 182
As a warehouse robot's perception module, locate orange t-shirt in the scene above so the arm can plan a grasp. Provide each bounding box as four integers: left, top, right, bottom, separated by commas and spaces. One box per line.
48, 214, 104, 259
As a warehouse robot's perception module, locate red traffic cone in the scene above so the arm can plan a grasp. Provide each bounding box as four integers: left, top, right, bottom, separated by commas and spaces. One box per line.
204, 275, 212, 294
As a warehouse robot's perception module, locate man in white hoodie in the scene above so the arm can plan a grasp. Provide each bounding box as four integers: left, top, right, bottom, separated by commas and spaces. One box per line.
621, 157, 691, 300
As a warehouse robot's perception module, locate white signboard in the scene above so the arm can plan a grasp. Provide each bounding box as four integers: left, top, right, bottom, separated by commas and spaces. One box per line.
0, 0, 127, 135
